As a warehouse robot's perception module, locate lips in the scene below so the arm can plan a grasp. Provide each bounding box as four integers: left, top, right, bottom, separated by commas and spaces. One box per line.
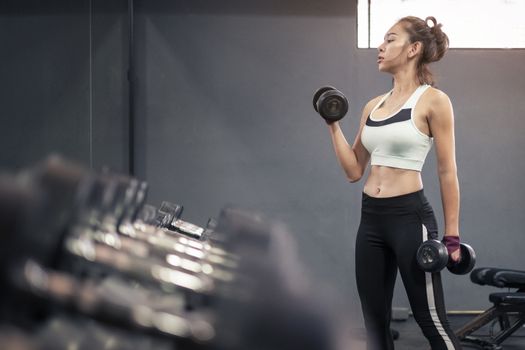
377, 56, 384, 64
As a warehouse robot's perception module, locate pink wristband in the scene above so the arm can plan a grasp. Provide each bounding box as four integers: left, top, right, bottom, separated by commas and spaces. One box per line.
442, 235, 460, 255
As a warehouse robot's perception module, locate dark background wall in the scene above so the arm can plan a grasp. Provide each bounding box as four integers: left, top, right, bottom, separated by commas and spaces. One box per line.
1, 0, 524, 319
0, 0, 128, 172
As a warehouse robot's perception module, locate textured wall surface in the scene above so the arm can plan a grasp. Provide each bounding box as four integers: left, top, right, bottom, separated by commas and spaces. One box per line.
2, 0, 524, 316
0, 0, 128, 172
132, 0, 525, 314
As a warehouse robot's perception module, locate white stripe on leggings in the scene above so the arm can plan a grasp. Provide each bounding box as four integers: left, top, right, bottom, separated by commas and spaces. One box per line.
421, 224, 455, 350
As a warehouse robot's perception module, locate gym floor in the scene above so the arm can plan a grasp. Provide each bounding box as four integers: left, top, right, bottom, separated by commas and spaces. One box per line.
346, 315, 525, 349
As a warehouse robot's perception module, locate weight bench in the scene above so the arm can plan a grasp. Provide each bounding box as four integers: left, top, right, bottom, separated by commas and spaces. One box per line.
455, 267, 525, 350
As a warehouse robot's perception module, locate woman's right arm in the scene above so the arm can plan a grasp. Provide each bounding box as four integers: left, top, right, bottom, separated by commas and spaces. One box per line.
327, 97, 380, 182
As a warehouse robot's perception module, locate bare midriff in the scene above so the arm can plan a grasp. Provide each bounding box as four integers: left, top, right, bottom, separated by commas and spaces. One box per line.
363, 165, 423, 198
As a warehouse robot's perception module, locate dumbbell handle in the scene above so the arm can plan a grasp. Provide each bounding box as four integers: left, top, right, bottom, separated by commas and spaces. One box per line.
65, 235, 215, 293
442, 235, 460, 262
91, 228, 237, 270
87, 230, 236, 282
19, 260, 215, 342
118, 222, 239, 268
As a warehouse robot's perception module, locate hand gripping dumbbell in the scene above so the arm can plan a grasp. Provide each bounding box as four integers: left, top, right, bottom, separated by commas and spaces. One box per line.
416, 239, 476, 274
312, 86, 349, 124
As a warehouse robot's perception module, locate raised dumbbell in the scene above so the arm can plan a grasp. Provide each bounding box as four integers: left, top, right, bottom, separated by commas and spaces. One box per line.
312, 86, 349, 124
416, 239, 476, 274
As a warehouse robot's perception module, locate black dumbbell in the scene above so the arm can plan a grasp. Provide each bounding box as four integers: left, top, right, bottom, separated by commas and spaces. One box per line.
416, 239, 476, 274
312, 86, 349, 124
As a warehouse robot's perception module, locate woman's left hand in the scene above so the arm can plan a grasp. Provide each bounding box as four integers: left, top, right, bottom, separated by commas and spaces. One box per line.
449, 248, 461, 263
442, 235, 461, 263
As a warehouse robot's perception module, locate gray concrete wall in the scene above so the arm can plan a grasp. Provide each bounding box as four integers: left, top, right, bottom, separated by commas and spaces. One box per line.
2, 0, 524, 317
0, 0, 128, 172
133, 0, 525, 314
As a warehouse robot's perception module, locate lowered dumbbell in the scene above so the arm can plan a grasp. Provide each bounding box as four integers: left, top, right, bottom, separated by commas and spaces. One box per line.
416, 239, 476, 274
312, 86, 349, 124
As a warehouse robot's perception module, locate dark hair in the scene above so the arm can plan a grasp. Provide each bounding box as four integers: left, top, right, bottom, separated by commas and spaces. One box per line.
396, 16, 449, 86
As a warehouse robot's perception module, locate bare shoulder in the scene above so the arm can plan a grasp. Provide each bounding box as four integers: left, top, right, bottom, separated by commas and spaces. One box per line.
422, 87, 453, 120
423, 87, 452, 108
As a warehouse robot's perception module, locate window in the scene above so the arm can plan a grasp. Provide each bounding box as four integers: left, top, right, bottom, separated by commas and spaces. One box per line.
357, 0, 525, 49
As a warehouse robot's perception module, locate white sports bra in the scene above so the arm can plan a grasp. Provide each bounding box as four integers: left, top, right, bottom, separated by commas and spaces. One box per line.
361, 85, 433, 171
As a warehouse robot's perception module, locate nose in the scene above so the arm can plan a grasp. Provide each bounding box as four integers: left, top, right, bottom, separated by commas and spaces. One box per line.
377, 43, 385, 52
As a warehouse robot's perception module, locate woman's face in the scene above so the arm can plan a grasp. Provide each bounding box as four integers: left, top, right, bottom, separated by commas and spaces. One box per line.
376, 22, 413, 73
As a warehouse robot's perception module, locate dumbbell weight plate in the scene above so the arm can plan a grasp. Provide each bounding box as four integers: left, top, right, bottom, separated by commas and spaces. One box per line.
312, 86, 335, 113
318, 90, 349, 123
447, 243, 476, 275
416, 239, 449, 273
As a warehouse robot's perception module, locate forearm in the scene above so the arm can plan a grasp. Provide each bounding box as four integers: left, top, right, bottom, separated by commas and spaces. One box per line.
328, 123, 363, 182
438, 170, 460, 236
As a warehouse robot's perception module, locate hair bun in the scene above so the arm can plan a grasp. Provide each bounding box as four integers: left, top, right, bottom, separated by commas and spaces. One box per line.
425, 16, 437, 28
426, 16, 443, 36
424, 16, 448, 62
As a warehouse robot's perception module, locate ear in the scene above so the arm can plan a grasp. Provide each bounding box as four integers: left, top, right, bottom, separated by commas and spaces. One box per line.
408, 41, 422, 59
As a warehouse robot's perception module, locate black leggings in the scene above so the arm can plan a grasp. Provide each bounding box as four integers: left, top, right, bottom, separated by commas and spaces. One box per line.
355, 190, 461, 350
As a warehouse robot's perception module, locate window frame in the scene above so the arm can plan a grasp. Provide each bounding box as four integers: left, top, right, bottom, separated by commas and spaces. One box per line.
356, 0, 525, 50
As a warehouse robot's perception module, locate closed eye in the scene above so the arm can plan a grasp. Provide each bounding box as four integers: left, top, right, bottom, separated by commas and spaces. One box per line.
384, 32, 398, 43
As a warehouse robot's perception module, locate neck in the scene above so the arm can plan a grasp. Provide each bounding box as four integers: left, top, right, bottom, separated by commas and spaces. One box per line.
391, 66, 420, 96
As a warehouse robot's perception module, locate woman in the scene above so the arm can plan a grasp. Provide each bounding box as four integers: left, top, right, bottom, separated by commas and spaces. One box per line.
328, 16, 462, 349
